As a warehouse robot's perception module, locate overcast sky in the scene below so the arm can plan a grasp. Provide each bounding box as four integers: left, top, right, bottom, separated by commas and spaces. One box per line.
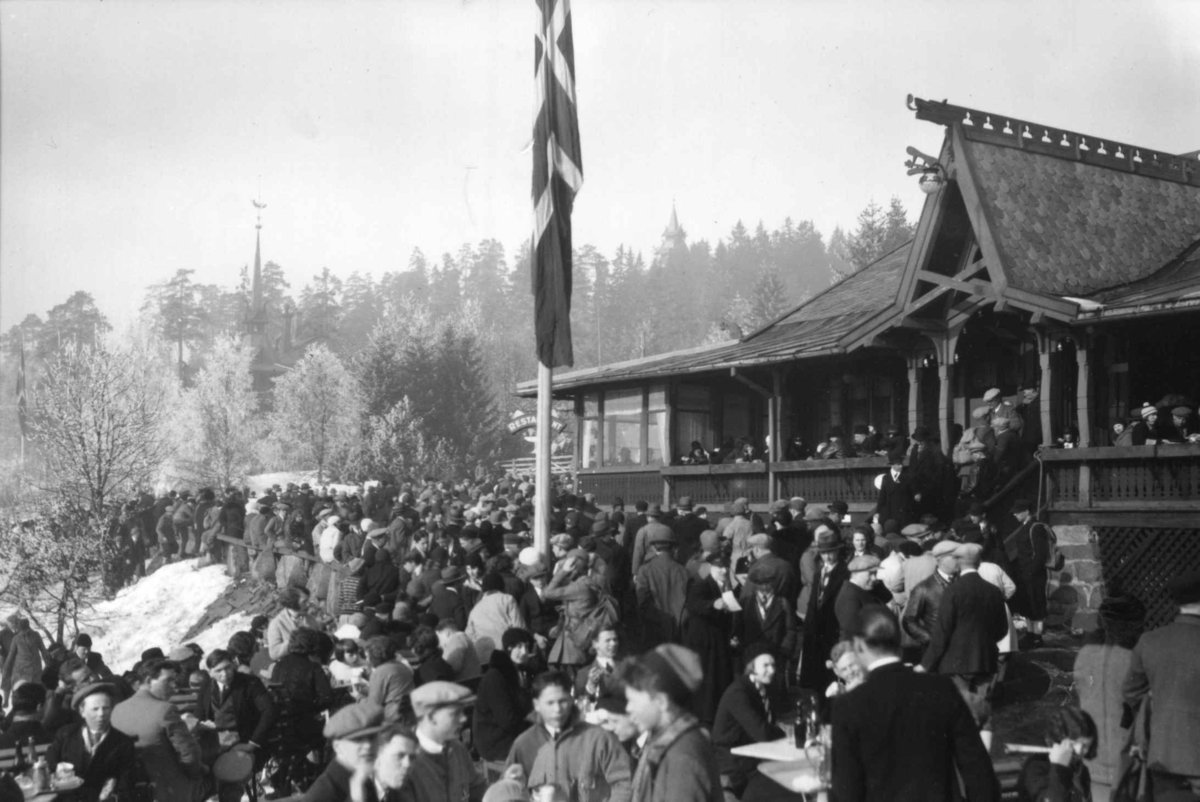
2, 0, 1198, 332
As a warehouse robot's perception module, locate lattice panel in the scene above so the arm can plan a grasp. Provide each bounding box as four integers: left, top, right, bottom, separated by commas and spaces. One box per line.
1096, 526, 1200, 630
578, 472, 665, 507
667, 474, 770, 507
778, 468, 880, 505
1092, 458, 1200, 502
1045, 464, 1079, 503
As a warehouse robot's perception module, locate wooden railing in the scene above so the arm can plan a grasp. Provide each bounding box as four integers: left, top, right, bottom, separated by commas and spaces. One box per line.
1039, 443, 1200, 526
663, 463, 769, 507
774, 457, 888, 510
576, 467, 666, 507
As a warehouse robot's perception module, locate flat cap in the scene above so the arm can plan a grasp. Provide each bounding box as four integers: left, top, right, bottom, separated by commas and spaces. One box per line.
900, 523, 930, 539
482, 780, 527, 802
72, 681, 118, 709
954, 542, 984, 561
983, 388, 1002, 403
411, 681, 475, 718
747, 559, 781, 586
931, 540, 959, 558
649, 530, 677, 546
550, 534, 576, 549
847, 555, 881, 573
168, 646, 194, 662
440, 565, 466, 583
699, 530, 720, 553
323, 701, 385, 740
746, 533, 772, 549
1172, 406, 1192, 417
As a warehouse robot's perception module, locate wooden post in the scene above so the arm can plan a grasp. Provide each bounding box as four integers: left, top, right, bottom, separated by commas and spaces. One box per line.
938, 362, 952, 452
1076, 331, 1092, 447
768, 371, 780, 505
907, 356, 922, 436
1039, 338, 1054, 448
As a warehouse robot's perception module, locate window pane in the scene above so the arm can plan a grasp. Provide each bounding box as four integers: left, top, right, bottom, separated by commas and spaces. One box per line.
604, 388, 642, 417
580, 418, 599, 469
603, 388, 643, 465
648, 384, 666, 412
584, 394, 599, 418
605, 421, 642, 465
648, 410, 666, 466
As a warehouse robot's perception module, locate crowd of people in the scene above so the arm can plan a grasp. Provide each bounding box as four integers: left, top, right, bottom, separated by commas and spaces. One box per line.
2, 462, 1197, 802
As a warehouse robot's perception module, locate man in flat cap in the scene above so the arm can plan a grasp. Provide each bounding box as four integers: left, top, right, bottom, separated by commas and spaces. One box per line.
670, 496, 710, 567
301, 701, 388, 802
1122, 570, 1200, 799
920, 541, 1008, 750
1163, 406, 1197, 444
902, 539, 959, 663
630, 503, 672, 576
406, 681, 487, 802
635, 530, 690, 647
836, 555, 889, 636
47, 682, 139, 802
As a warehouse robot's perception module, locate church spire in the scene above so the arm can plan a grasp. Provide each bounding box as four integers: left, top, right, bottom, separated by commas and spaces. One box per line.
248, 197, 269, 325
659, 200, 687, 255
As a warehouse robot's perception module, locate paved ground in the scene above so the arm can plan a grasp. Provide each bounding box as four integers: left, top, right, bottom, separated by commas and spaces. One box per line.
991, 628, 1083, 755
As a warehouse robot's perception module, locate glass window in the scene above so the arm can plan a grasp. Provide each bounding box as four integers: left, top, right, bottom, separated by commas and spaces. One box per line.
581, 393, 600, 468
648, 384, 666, 466
604, 388, 643, 466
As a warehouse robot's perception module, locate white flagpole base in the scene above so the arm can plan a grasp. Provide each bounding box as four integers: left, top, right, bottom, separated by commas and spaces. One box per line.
533, 360, 553, 560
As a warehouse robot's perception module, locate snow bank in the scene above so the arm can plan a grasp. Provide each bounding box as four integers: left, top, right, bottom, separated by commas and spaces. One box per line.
87, 560, 233, 672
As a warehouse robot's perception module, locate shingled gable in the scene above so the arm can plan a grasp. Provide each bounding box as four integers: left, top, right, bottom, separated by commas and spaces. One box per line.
515, 240, 911, 397
848, 97, 1200, 351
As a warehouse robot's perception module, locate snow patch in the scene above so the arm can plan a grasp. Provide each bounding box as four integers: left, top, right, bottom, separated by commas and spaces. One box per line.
87, 560, 233, 672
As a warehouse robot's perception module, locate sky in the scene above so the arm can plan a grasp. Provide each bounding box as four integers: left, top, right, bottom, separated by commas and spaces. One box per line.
2, 0, 1198, 332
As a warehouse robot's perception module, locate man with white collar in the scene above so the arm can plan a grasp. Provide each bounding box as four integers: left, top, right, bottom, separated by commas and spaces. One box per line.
832, 608, 999, 802
920, 542, 1008, 749
406, 681, 487, 802
573, 626, 624, 708
300, 701, 387, 802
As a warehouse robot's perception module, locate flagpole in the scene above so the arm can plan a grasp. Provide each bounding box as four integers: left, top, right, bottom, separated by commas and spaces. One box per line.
534, 360, 553, 559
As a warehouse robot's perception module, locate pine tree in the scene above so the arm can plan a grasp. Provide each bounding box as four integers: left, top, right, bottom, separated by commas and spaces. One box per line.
298, 267, 344, 341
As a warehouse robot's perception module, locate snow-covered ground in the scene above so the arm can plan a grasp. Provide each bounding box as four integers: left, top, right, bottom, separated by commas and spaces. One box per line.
87, 559, 235, 672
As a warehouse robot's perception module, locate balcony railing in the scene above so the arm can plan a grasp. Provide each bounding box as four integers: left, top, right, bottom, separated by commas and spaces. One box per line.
1039, 443, 1200, 525
663, 463, 769, 507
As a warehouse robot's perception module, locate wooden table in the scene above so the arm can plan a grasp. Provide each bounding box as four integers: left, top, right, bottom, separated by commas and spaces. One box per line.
731, 739, 830, 801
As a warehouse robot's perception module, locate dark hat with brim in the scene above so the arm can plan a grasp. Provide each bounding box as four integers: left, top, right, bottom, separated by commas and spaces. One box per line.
815, 530, 843, 552
71, 681, 118, 710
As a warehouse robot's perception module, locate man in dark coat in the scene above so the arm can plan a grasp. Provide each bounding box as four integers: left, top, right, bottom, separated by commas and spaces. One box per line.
901, 540, 959, 661
473, 629, 535, 765
47, 682, 139, 802
631, 503, 673, 576
518, 567, 557, 643
1001, 498, 1051, 647
301, 701, 389, 802
1122, 570, 1200, 797
634, 532, 690, 646
428, 567, 468, 631
834, 556, 889, 636
195, 650, 278, 802
741, 561, 798, 660
669, 496, 710, 567
711, 645, 784, 797
921, 543, 1009, 742
875, 455, 916, 529
799, 529, 849, 691
832, 608, 999, 802
573, 625, 625, 710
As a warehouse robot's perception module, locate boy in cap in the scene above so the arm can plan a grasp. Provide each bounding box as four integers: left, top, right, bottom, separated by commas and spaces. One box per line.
618, 645, 722, 802
301, 701, 387, 802
407, 681, 487, 802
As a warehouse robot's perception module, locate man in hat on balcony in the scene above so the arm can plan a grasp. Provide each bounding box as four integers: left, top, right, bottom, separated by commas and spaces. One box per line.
1164, 406, 1197, 444
635, 530, 690, 646
984, 387, 1024, 435
876, 451, 917, 529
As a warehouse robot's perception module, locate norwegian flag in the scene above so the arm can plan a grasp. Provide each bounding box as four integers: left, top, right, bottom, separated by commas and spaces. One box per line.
532, 0, 583, 369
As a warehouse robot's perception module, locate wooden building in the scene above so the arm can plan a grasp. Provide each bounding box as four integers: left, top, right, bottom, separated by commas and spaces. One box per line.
519, 97, 1200, 629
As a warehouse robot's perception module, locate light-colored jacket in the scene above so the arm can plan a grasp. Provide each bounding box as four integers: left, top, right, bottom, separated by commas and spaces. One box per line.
466, 593, 527, 665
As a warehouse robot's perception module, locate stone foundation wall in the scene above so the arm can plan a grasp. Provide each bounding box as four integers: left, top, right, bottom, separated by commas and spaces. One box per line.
1046, 524, 1103, 632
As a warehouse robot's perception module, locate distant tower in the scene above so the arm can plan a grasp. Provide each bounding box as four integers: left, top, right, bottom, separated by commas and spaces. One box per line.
244, 198, 276, 397
658, 201, 687, 256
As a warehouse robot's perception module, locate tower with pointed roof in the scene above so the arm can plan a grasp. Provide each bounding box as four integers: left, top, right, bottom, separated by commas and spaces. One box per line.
658, 202, 687, 257
244, 200, 278, 397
